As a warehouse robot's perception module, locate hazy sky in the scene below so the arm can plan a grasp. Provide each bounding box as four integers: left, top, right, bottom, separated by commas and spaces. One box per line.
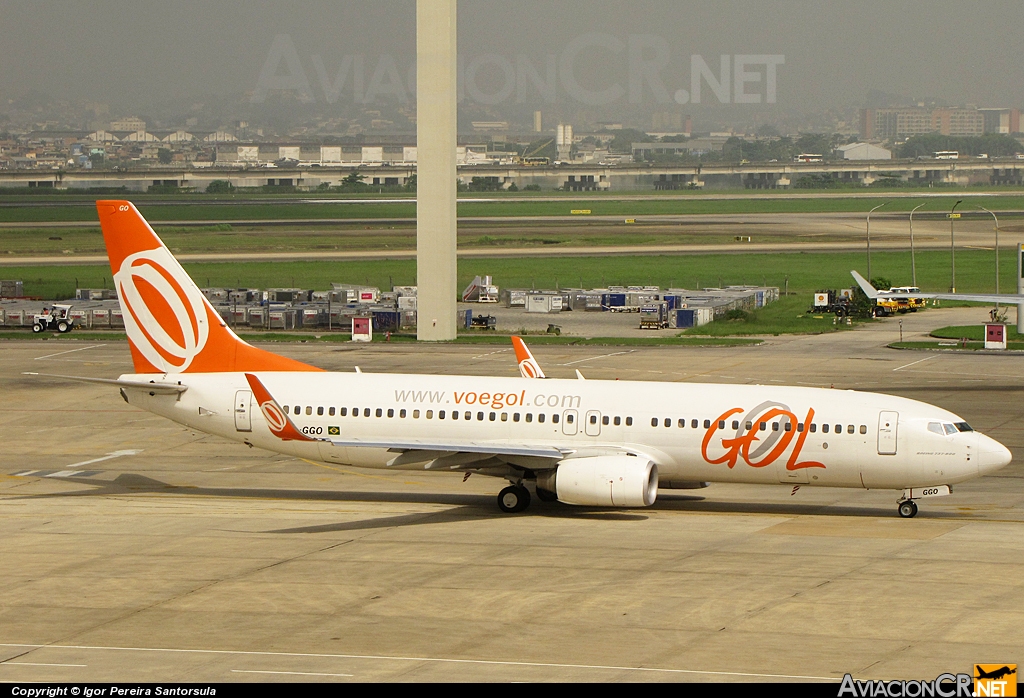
1, 1, 1021, 114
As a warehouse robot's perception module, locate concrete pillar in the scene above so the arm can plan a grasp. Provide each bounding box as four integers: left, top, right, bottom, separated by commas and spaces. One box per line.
416, 0, 458, 341
1017, 243, 1024, 334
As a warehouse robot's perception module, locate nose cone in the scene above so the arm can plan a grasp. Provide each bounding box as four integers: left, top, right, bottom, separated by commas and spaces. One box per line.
978, 434, 1012, 475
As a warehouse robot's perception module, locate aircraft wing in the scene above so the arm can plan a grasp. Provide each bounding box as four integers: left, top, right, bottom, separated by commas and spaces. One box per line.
326, 437, 566, 460
851, 271, 1024, 303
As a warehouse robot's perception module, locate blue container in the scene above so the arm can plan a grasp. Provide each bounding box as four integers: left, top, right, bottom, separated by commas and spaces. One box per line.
675, 309, 696, 328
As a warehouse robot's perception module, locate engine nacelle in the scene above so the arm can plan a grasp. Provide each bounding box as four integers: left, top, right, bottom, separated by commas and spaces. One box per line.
539, 456, 659, 507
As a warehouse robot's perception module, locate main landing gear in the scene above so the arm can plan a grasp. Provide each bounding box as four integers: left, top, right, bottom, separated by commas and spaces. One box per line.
497, 484, 531, 513
897, 499, 919, 519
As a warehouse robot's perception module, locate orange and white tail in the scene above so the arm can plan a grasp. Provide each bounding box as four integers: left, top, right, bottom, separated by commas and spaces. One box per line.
97, 201, 319, 374
511, 336, 546, 378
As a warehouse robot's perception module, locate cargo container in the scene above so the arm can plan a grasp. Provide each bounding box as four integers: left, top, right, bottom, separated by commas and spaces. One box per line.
1, 280, 24, 298
111, 309, 125, 328
372, 310, 401, 332
639, 302, 669, 329
5, 309, 23, 326
91, 308, 110, 328
527, 293, 563, 313
503, 289, 528, 308
602, 293, 627, 311
69, 309, 89, 328
269, 309, 297, 330
301, 308, 325, 328
247, 307, 267, 327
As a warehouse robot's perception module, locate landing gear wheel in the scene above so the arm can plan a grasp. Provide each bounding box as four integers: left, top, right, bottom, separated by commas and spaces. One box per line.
32, 323, 44, 333
498, 485, 531, 513
898, 500, 918, 518
57, 321, 70, 333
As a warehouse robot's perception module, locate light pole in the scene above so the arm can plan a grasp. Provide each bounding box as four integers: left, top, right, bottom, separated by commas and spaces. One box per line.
909, 203, 926, 287
866, 202, 888, 282
978, 206, 1001, 313
949, 199, 963, 292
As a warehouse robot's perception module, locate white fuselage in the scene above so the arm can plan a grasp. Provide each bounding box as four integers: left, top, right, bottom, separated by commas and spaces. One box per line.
119, 371, 1011, 492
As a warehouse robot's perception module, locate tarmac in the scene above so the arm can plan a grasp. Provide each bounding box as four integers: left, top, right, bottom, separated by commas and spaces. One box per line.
1, 306, 1022, 683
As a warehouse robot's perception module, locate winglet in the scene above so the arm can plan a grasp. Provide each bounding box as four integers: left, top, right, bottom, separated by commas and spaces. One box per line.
244, 373, 316, 442
851, 270, 878, 299
511, 336, 546, 378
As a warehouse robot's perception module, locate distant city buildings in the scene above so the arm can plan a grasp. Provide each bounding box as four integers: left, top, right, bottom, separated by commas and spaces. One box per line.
860, 105, 1020, 139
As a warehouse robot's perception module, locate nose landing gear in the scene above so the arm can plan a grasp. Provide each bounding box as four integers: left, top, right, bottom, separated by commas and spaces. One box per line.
897, 499, 919, 518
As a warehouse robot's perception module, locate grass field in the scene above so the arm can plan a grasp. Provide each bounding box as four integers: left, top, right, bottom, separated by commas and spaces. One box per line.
3, 194, 1024, 223
2, 248, 1013, 301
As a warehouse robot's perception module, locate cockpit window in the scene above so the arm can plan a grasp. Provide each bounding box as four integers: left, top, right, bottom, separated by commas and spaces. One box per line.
954, 422, 974, 432
928, 422, 945, 436
942, 423, 958, 436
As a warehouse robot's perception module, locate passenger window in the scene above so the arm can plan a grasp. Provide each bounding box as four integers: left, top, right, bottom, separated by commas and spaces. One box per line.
651, 417, 659, 427
860, 425, 867, 434
626, 417, 633, 426
488, 412, 495, 422
426, 410, 433, 419
592, 415, 599, 425
317, 407, 324, 416
928, 422, 944, 435
413, 410, 420, 419
477, 412, 484, 421
329, 407, 335, 416
603, 416, 610, 426
282, 405, 289, 413
526, 414, 533, 423
464, 412, 471, 420
759, 422, 766, 431
452, 410, 458, 420
834, 424, 841, 434
305, 406, 312, 415
501, 413, 508, 422
514, 413, 521, 422
352, 408, 359, 417
552, 414, 559, 424
810, 423, 817, 433
388, 409, 394, 418
376, 408, 383, 418
719, 420, 726, 429
691, 419, 698, 429
797, 423, 804, 433
566, 414, 574, 423
400, 409, 407, 418
847, 425, 855, 434
363, 408, 370, 417
538, 414, 546, 423
439, 411, 446, 419
615, 417, 621, 426
745, 421, 752, 430
340, 408, 348, 417
294, 406, 301, 415
704, 419, 711, 429
822, 424, 830, 434
732, 420, 739, 430
785, 422, 792, 432
772, 422, 779, 432
666, 419, 672, 428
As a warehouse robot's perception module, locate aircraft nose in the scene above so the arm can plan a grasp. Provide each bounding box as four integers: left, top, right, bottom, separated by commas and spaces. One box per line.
977, 434, 1012, 475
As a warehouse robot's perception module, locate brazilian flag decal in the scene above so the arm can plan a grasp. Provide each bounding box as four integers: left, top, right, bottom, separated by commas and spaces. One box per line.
328, 426, 341, 436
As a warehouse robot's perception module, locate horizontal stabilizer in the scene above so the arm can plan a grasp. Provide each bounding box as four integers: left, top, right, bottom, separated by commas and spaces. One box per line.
23, 372, 187, 394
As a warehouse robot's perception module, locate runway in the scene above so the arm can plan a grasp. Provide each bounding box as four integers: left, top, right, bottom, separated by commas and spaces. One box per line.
1, 308, 1022, 682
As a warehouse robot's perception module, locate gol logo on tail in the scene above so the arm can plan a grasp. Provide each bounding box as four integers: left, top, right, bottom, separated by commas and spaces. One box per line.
114, 248, 209, 373
259, 400, 289, 434
701, 402, 825, 471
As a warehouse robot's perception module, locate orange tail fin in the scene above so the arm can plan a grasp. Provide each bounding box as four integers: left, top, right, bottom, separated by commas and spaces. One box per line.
511, 336, 546, 378
97, 200, 320, 374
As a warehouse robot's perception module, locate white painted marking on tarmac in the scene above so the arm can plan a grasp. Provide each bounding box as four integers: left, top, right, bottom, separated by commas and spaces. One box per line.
0, 643, 837, 681
1, 662, 87, 667
64, 449, 143, 469
893, 355, 938, 372
560, 350, 634, 367
471, 348, 513, 360
232, 670, 353, 677
33, 344, 106, 361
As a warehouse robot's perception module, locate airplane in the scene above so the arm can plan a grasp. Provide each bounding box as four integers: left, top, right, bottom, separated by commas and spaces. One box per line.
851, 270, 1024, 306
975, 666, 1016, 681
29, 201, 1014, 519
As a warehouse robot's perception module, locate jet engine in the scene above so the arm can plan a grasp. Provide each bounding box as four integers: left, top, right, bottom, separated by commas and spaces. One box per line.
538, 456, 658, 507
